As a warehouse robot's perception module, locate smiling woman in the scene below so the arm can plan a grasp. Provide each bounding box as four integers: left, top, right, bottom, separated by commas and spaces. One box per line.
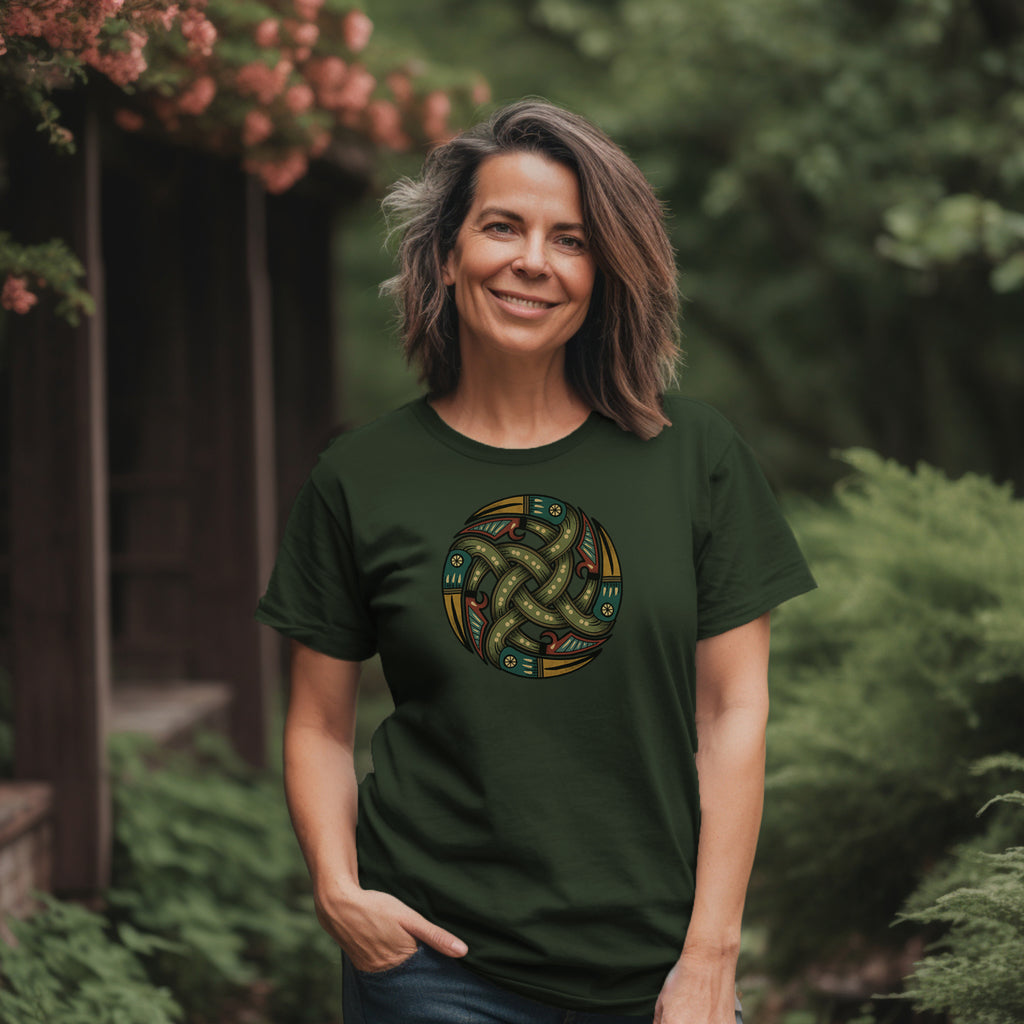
256, 100, 816, 1024
382, 100, 680, 442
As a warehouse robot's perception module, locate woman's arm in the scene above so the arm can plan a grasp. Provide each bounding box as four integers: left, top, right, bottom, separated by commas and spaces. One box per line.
654, 613, 771, 1024
284, 640, 469, 970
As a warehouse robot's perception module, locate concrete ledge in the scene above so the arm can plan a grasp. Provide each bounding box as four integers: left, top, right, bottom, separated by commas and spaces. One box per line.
111, 681, 232, 747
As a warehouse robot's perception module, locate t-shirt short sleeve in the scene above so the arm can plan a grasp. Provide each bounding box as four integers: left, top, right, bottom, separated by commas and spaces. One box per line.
695, 430, 817, 639
255, 474, 377, 661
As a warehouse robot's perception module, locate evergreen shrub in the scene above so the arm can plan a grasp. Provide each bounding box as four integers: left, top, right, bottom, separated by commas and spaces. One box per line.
898, 756, 1024, 1024
0, 894, 181, 1024
750, 450, 1024, 976
109, 732, 341, 1022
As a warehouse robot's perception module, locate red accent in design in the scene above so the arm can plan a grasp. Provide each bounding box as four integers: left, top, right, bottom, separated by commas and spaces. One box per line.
574, 510, 600, 577
459, 517, 525, 542
541, 630, 606, 654
465, 594, 489, 657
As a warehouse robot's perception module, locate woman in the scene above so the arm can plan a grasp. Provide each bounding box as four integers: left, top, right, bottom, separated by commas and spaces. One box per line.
256, 100, 816, 1024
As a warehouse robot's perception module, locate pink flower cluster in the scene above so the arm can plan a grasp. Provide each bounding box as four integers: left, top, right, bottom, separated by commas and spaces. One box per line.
178, 74, 216, 115
366, 99, 410, 150
254, 17, 279, 47
85, 27, 148, 87
293, 0, 324, 20
342, 10, 372, 53
2, 0, 115, 50
243, 109, 274, 146
236, 58, 294, 105
179, 7, 216, 56
422, 90, 452, 143
305, 56, 375, 112
144, 3, 180, 32
115, 108, 145, 132
244, 151, 309, 193
0, 0, 197, 90
2, 275, 39, 315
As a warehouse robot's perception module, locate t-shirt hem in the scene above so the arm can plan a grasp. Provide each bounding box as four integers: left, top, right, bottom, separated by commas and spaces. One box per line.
696, 572, 818, 640
457, 959, 659, 1015
253, 608, 376, 661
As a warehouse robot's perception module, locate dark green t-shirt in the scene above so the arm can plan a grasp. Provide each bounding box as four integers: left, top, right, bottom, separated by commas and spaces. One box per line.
256, 394, 816, 1013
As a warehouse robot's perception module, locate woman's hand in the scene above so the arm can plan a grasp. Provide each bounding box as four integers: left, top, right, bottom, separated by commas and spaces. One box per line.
314, 883, 469, 972
653, 947, 738, 1024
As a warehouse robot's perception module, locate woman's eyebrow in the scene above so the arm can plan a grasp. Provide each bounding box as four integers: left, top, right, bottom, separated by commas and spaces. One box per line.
475, 206, 586, 233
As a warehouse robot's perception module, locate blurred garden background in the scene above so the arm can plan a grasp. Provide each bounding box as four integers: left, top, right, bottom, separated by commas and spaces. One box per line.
0, 1, 1022, 1022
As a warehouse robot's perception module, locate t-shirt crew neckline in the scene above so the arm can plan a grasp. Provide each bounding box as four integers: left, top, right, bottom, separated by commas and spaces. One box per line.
411, 394, 603, 465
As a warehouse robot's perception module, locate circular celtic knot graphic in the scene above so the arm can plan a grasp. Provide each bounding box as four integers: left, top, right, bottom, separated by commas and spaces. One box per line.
441, 494, 623, 678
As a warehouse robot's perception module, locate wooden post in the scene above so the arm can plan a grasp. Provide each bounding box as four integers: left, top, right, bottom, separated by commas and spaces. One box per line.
243, 175, 279, 762
187, 165, 277, 767
9, 100, 112, 894
266, 191, 340, 518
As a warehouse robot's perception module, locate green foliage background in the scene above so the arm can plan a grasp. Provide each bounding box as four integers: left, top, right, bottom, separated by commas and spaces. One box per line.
340, 0, 1024, 492
327, 2, 1024, 1017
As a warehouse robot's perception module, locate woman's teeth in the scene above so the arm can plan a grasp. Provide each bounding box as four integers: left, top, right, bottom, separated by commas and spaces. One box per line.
495, 292, 553, 309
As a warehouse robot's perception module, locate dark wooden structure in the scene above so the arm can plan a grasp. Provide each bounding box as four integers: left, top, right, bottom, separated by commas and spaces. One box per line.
0, 94, 364, 897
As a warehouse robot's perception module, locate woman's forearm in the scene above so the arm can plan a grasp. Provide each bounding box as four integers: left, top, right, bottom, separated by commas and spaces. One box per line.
284, 717, 362, 899
283, 642, 364, 901
684, 702, 767, 958
683, 613, 771, 959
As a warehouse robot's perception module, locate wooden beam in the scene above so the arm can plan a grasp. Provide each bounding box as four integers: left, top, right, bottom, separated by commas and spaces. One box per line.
241, 174, 278, 763
187, 164, 277, 767
8, 99, 111, 895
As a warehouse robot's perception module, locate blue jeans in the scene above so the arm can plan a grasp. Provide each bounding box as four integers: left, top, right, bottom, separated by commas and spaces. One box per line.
341, 942, 744, 1023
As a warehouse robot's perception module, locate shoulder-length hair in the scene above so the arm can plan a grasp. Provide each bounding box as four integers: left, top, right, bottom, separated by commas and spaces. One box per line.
382, 99, 681, 439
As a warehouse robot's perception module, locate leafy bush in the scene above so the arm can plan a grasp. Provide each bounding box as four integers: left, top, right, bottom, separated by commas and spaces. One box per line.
898, 756, 1024, 1024
108, 732, 341, 1023
750, 450, 1024, 977
0, 894, 181, 1024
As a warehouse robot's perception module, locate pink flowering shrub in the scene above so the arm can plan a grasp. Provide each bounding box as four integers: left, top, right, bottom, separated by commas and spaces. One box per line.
0, 231, 95, 325
1, 275, 39, 315
1, 0, 483, 199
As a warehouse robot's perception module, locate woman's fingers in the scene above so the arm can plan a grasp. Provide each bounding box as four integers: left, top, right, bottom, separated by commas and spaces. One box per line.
401, 908, 469, 958
316, 886, 468, 968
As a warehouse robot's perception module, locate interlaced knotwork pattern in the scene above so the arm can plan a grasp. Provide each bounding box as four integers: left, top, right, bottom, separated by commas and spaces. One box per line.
441, 494, 623, 678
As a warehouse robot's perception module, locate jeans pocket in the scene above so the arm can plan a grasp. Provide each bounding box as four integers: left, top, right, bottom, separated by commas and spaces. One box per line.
352, 941, 425, 977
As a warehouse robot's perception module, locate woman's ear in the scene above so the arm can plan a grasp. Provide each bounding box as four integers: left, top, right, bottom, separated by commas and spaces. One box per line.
442, 250, 455, 287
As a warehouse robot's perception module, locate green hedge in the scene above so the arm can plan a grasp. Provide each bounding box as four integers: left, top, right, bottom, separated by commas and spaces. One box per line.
0, 733, 342, 1024
750, 450, 1024, 983
0, 895, 181, 1024
899, 756, 1024, 1024
107, 732, 341, 1022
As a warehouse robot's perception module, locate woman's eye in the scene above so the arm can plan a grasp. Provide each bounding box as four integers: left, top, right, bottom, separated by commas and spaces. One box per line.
558, 236, 587, 250
485, 222, 514, 235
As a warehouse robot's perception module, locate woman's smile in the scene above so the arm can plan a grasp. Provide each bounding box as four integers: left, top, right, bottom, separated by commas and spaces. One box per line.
489, 289, 559, 314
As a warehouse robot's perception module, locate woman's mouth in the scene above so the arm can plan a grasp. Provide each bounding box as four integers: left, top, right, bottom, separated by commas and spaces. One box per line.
490, 290, 556, 310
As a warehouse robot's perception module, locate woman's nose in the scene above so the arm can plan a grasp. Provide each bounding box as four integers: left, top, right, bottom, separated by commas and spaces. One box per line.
512, 234, 549, 277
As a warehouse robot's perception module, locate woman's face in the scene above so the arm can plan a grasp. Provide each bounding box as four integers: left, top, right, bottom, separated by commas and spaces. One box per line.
442, 151, 596, 367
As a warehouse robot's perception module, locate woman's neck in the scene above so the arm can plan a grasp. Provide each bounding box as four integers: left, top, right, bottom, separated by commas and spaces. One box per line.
429, 367, 591, 449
